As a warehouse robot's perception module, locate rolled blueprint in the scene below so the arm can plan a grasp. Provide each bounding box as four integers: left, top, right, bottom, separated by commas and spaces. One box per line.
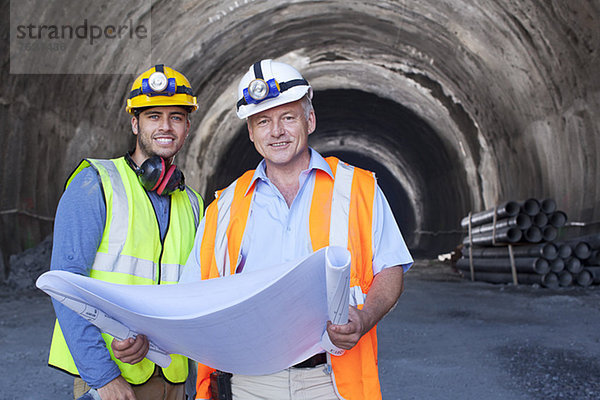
320, 246, 351, 356
36, 246, 352, 375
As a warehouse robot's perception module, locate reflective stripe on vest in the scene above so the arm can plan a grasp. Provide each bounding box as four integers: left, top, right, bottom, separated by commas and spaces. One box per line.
214, 179, 237, 277
49, 156, 203, 385
329, 161, 354, 250
200, 170, 255, 279
90, 253, 185, 284
196, 157, 380, 399
186, 187, 202, 229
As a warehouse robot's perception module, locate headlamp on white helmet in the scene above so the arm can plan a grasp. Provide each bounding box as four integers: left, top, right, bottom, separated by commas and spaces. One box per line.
236, 60, 312, 119
246, 78, 280, 103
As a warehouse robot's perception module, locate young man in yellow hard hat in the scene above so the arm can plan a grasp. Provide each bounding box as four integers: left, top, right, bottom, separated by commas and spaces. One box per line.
48, 65, 203, 400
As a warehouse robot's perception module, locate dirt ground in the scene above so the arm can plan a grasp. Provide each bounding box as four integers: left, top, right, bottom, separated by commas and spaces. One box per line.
1, 259, 600, 399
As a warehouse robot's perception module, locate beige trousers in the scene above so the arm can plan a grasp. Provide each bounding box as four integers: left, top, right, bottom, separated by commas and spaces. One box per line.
231, 365, 341, 400
73, 366, 185, 400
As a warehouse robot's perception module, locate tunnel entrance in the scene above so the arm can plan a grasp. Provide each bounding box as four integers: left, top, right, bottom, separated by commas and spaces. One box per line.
206, 89, 471, 257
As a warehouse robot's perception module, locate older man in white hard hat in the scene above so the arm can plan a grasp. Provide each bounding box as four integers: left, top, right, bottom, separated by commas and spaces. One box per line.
176, 59, 414, 400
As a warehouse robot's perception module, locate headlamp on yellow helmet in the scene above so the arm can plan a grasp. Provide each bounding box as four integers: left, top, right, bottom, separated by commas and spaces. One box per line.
126, 64, 198, 115
145, 71, 172, 94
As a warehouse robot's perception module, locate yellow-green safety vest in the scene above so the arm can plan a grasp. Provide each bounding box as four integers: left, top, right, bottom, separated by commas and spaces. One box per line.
48, 156, 203, 385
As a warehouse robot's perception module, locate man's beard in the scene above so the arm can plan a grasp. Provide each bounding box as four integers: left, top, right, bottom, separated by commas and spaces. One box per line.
136, 120, 174, 160
136, 131, 156, 159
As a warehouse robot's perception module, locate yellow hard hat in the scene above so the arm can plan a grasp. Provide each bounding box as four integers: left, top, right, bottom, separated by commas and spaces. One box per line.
126, 64, 198, 115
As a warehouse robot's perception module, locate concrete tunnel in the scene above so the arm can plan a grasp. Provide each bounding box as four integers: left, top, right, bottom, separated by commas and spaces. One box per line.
1, 0, 600, 273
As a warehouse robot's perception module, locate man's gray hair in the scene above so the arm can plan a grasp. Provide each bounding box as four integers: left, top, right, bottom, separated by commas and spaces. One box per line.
300, 94, 314, 121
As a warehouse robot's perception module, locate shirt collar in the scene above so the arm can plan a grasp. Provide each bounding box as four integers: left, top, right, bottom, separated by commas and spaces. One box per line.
244, 148, 334, 196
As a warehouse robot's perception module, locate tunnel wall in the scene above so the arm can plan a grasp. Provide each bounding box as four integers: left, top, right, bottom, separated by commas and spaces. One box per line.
2, 0, 600, 271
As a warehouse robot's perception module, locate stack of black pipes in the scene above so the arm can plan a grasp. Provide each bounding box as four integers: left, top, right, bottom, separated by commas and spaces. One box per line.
456, 198, 569, 288
563, 234, 600, 288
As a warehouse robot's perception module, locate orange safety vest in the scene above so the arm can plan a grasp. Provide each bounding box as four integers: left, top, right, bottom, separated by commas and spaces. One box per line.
196, 157, 381, 400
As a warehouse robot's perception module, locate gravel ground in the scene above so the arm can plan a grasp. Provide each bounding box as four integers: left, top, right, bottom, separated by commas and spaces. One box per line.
1, 255, 600, 399
378, 260, 600, 400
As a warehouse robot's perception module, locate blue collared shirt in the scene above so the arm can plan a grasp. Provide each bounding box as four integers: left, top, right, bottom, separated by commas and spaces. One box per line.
181, 148, 412, 282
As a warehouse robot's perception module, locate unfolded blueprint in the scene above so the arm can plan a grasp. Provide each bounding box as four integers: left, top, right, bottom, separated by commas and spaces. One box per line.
36, 246, 351, 375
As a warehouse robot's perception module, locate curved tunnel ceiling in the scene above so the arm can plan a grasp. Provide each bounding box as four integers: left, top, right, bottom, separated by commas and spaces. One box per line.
2, 1, 599, 259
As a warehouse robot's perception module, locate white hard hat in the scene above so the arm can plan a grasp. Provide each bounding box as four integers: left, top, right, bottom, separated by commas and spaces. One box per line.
236, 59, 313, 119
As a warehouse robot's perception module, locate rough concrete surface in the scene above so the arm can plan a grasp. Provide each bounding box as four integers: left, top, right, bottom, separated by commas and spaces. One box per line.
3, 1, 600, 260
2, 259, 599, 399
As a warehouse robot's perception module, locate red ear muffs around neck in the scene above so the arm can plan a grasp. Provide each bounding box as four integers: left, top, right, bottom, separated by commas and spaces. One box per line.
156, 164, 176, 196
125, 153, 184, 195
149, 157, 166, 191
136, 156, 166, 191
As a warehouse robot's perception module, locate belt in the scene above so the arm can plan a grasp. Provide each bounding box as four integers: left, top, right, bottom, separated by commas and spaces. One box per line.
291, 353, 327, 368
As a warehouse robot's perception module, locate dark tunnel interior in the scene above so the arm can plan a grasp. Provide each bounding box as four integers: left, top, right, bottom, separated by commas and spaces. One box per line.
206, 89, 472, 256
322, 148, 417, 243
